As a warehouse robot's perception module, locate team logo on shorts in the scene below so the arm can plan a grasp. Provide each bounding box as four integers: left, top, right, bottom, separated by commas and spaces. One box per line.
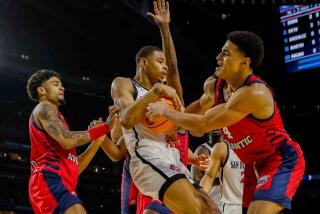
257, 175, 270, 187
169, 164, 181, 172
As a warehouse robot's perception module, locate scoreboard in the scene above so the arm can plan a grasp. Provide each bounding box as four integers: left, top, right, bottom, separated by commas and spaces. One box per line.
280, 4, 320, 73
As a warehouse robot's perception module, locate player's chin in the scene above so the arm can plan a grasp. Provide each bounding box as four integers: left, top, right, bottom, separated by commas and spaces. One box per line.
58, 98, 66, 106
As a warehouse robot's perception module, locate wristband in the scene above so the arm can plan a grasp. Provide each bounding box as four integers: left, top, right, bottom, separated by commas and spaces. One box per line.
88, 123, 110, 141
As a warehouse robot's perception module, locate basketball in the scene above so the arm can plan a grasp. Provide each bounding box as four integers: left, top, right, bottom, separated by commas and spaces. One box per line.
144, 97, 177, 134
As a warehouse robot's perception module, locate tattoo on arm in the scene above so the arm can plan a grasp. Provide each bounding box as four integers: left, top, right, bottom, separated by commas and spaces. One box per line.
38, 103, 91, 148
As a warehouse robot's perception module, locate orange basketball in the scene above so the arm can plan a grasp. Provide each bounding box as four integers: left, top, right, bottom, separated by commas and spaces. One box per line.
144, 97, 177, 134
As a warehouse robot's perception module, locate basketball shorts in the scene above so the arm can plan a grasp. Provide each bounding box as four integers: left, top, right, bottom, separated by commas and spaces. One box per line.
130, 140, 191, 201
145, 200, 173, 214
222, 203, 242, 214
243, 141, 305, 209
29, 170, 81, 214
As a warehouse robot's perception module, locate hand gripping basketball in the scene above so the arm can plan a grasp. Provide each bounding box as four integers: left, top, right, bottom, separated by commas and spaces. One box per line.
144, 97, 177, 134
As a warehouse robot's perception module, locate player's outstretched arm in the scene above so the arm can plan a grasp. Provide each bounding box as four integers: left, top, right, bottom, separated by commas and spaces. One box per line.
35, 102, 110, 150
147, 0, 183, 104
77, 135, 105, 175
146, 84, 270, 136
101, 136, 127, 162
77, 105, 119, 174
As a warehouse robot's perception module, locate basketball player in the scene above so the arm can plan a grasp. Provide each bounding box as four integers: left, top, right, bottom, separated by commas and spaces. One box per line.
111, 0, 219, 212
146, 31, 305, 214
200, 131, 244, 214
101, 128, 211, 214
187, 76, 243, 214
191, 131, 224, 213
26, 69, 116, 214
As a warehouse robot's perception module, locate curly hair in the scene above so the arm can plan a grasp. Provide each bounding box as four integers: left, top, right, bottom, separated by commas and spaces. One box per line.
227, 31, 264, 69
26, 69, 61, 101
135, 46, 163, 65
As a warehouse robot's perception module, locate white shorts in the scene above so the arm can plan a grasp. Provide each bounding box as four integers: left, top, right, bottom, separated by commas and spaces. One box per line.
129, 140, 191, 201
222, 203, 242, 214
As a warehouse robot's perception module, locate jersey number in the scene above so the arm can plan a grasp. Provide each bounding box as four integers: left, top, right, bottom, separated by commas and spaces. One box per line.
223, 127, 233, 139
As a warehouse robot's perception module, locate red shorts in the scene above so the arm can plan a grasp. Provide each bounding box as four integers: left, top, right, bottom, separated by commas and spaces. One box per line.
136, 192, 153, 214
243, 141, 305, 209
29, 171, 81, 214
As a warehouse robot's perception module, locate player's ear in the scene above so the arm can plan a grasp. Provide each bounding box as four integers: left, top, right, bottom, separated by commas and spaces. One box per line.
139, 58, 148, 67
37, 86, 46, 96
242, 58, 251, 68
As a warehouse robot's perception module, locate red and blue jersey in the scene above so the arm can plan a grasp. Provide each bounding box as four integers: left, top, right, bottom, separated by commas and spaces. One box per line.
29, 109, 78, 191
214, 74, 305, 209
215, 74, 292, 164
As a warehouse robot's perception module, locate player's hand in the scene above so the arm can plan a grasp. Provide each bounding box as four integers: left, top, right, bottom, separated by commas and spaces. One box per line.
192, 154, 212, 171
88, 118, 106, 143
152, 83, 183, 111
146, 0, 170, 26
106, 105, 120, 129
145, 99, 168, 120
88, 117, 104, 129
165, 130, 179, 147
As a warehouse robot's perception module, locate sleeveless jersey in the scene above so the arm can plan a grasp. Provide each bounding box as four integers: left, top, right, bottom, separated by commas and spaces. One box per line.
215, 74, 293, 164
29, 109, 78, 191
121, 79, 167, 156
219, 141, 244, 205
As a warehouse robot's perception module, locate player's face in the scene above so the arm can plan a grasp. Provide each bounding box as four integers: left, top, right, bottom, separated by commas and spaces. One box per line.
41, 76, 65, 106
215, 40, 247, 80
145, 51, 168, 84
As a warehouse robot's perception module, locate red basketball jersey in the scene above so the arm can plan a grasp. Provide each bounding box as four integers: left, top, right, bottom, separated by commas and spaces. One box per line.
29, 109, 78, 191
215, 74, 294, 164
175, 130, 189, 166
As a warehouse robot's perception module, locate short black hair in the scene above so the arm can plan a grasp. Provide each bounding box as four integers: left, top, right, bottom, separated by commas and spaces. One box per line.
135, 46, 163, 64
227, 31, 264, 69
26, 69, 62, 101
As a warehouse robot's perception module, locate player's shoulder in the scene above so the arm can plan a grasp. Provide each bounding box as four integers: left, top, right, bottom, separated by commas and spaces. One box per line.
112, 76, 131, 86
33, 102, 58, 126
211, 141, 228, 158
111, 77, 134, 93
236, 82, 271, 102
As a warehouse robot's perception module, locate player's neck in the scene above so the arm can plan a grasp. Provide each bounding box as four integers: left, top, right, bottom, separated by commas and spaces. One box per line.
227, 69, 252, 92
133, 74, 153, 90
39, 99, 58, 109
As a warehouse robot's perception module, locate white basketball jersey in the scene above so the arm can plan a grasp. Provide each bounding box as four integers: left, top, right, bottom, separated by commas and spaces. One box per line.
121, 79, 168, 156
219, 141, 244, 205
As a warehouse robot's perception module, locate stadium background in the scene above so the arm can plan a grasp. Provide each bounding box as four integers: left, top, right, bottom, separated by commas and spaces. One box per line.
0, 0, 319, 213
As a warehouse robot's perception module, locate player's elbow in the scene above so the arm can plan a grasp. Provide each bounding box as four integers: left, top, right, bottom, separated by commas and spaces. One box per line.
60, 140, 74, 150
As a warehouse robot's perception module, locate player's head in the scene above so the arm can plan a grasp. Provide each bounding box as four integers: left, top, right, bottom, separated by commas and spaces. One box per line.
135, 46, 168, 84
208, 130, 223, 146
27, 69, 65, 106
215, 31, 264, 80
